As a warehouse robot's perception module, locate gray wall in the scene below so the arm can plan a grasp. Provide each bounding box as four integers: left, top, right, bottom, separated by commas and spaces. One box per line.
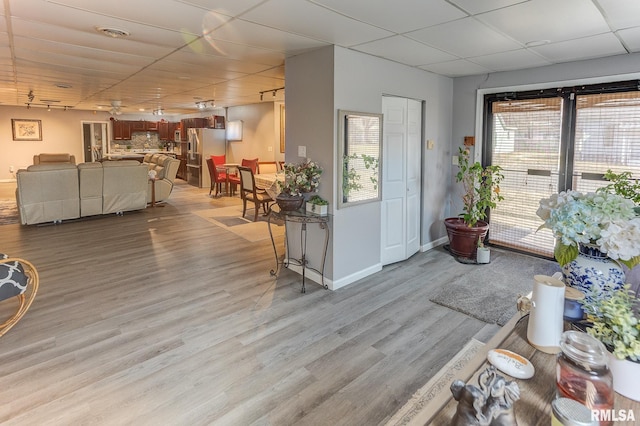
286, 46, 454, 289
450, 52, 640, 216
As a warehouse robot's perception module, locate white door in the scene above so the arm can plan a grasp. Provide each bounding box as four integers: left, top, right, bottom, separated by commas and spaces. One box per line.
381, 97, 422, 265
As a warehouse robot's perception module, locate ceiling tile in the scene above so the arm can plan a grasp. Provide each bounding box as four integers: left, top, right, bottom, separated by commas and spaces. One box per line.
39, 0, 231, 35
420, 59, 492, 77
407, 17, 523, 58
469, 48, 552, 72
448, 0, 531, 15
478, 0, 610, 44
354, 36, 457, 66
617, 27, 640, 52
241, 0, 393, 46
177, 0, 266, 17
208, 19, 328, 54
596, 0, 640, 30
530, 33, 627, 62
309, 0, 467, 33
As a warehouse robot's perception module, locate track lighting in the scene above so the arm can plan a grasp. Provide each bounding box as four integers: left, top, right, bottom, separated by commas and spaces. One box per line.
47, 105, 51, 111
259, 87, 284, 101
195, 100, 216, 110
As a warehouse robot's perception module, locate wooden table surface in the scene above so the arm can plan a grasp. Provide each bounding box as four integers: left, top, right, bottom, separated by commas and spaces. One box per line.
423, 316, 640, 425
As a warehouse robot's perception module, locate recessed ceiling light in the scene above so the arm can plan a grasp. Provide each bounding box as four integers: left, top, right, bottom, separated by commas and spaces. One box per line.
95, 26, 130, 38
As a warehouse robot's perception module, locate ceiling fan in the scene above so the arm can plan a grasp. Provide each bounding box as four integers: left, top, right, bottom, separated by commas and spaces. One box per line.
109, 100, 123, 116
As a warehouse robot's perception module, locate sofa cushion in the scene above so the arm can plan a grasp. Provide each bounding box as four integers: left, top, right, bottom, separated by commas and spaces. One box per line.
78, 162, 104, 217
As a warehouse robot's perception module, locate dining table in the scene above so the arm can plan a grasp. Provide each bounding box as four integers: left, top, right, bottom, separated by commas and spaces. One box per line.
254, 172, 284, 199
220, 163, 240, 196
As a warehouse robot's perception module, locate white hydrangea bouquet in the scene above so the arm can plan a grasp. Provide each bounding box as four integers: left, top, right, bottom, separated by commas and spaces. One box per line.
537, 190, 640, 268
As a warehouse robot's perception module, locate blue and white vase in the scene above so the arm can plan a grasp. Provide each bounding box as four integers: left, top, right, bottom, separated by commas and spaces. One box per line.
563, 243, 625, 304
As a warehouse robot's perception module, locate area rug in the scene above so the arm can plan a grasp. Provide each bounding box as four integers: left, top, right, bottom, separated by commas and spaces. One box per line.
0, 200, 19, 225
193, 206, 284, 242
385, 338, 485, 426
430, 248, 561, 326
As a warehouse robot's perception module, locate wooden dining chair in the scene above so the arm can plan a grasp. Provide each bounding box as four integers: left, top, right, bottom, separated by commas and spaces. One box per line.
206, 158, 239, 197
241, 158, 259, 175
258, 161, 278, 174
238, 166, 273, 221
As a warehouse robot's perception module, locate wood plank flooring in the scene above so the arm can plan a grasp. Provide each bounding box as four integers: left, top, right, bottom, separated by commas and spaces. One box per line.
0, 180, 499, 425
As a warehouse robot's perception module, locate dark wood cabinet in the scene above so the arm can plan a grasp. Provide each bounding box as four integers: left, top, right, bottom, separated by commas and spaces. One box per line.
113, 120, 131, 140
130, 121, 146, 132
158, 121, 169, 140
146, 121, 158, 131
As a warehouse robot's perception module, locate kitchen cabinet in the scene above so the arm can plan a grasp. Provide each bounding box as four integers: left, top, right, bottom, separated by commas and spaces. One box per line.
146, 121, 158, 131
158, 122, 180, 141
158, 121, 169, 140
113, 120, 131, 140
130, 121, 146, 132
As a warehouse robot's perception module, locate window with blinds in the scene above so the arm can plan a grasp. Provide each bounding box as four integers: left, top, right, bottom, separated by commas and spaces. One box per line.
338, 111, 382, 207
573, 91, 640, 193
488, 97, 562, 256
483, 82, 640, 258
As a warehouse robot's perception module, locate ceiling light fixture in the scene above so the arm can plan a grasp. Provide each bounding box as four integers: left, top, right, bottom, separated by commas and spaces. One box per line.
27, 90, 34, 103
96, 26, 130, 38
153, 108, 164, 116
259, 87, 284, 101
195, 99, 216, 110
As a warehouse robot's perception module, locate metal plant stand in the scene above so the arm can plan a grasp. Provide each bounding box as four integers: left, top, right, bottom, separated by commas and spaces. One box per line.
267, 205, 330, 293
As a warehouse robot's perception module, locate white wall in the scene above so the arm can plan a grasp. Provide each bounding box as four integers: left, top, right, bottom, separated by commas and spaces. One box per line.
0, 106, 113, 180
286, 46, 454, 289
450, 52, 640, 216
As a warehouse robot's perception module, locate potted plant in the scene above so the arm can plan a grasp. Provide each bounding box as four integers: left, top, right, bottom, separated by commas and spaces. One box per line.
306, 195, 328, 216
276, 160, 323, 211
445, 146, 504, 260
581, 284, 640, 401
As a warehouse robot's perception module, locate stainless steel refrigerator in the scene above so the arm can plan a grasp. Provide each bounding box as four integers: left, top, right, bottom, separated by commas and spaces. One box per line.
186, 127, 227, 188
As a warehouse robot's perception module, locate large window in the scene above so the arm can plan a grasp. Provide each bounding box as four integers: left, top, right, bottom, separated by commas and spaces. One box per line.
484, 81, 640, 257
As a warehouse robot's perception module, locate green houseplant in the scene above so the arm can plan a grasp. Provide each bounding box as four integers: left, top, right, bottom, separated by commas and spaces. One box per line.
276, 160, 323, 211
581, 284, 640, 401
445, 146, 504, 260
306, 195, 328, 215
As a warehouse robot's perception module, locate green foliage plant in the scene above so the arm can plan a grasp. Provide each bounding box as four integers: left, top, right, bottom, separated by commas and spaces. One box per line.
308, 195, 328, 205
582, 284, 640, 361
455, 146, 505, 227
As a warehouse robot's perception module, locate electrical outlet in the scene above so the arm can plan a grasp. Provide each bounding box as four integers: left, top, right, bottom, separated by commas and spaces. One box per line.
9, 165, 14, 173
452, 156, 459, 166
298, 145, 306, 157
267, 146, 273, 152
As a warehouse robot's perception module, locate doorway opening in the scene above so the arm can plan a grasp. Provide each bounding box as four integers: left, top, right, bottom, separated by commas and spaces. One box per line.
82, 121, 109, 162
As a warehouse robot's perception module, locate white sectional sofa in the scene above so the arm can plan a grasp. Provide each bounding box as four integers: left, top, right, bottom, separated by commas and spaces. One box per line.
143, 153, 180, 204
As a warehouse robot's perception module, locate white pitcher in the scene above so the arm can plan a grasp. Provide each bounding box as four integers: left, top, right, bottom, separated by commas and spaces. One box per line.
527, 274, 566, 354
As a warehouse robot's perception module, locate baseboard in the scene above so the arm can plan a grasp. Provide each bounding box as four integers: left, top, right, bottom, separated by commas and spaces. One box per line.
0, 179, 16, 183
421, 236, 448, 252
286, 262, 382, 291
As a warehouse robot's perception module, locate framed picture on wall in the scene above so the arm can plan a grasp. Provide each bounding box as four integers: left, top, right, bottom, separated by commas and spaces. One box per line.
12, 119, 42, 141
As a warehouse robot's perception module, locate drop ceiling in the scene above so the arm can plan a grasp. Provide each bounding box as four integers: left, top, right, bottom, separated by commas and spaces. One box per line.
1, 0, 639, 115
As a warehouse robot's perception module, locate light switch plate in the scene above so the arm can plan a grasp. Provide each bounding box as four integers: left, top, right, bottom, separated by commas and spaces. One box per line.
298, 145, 306, 157
452, 155, 459, 166
427, 140, 435, 150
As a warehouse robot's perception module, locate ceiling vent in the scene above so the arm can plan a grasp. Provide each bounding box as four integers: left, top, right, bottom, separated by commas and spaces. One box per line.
96, 26, 130, 38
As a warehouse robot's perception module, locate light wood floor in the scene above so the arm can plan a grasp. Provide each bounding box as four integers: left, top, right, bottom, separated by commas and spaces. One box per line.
0, 180, 499, 425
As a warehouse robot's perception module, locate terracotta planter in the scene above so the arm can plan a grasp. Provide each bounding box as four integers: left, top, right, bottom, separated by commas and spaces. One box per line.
444, 217, 489, 260
276, 193, 304, 211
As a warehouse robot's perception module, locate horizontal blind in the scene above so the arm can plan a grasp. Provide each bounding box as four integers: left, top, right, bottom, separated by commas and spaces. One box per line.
488, 97, 563, 257
343, 114, 380, 203
573, 91, 640, 193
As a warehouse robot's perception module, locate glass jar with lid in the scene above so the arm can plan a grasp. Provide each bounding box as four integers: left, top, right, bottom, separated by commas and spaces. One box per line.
556, 330, 614, 425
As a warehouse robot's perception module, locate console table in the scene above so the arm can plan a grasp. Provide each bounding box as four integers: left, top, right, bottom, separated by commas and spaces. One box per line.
267, 205, 330, 293
409, 315, 640, 425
